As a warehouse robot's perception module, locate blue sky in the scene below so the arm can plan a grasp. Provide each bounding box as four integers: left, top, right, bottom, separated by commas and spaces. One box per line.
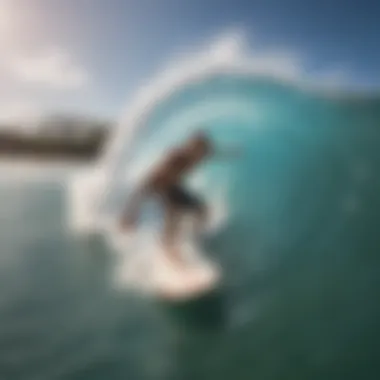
0, 0, 379, 123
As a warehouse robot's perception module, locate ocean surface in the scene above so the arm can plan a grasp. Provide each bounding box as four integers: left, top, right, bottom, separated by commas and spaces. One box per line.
1, 75, 380, 380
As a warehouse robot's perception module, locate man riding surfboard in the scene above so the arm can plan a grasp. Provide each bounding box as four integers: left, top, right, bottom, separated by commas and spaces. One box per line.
120, 131, 239, 266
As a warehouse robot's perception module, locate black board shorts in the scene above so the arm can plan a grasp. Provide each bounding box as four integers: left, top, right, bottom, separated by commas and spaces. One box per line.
161, 185, 203, 211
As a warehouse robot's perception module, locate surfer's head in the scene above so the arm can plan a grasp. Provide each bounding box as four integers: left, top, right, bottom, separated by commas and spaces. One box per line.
186, 131, 212, 158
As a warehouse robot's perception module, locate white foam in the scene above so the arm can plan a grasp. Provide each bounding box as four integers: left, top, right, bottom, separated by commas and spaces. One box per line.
111, 227, 220, 297
67, 170, 107, 235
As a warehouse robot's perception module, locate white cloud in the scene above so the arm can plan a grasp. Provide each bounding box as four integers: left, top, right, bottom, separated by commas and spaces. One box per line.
7, 47, 89, 90
0, 0, 90, 92
0, 100, 42, 126
0, 44, 90, 123
0, 0, 12, 33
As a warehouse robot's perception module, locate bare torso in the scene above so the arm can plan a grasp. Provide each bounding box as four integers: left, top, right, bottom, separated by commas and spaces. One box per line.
147, 148, 204, 192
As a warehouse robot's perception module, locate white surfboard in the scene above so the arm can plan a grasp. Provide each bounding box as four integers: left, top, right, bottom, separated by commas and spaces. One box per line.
152, 241, 221, 300
110, 226, 221, 300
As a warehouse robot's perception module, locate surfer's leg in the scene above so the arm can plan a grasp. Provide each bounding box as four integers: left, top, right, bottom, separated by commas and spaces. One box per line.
192, 199, 208, 236
166, 185, 208, 236
162, 205, 183, 264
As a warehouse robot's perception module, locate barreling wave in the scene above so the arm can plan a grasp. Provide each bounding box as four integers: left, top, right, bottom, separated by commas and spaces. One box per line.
68, 33, 369, 292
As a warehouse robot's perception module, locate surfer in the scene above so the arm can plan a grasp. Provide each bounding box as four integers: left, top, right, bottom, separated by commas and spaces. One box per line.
120, 131, 239, 265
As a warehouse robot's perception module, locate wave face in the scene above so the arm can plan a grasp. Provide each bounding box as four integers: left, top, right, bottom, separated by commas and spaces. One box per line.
97, 72, 365, 255
68, 40, 379, 291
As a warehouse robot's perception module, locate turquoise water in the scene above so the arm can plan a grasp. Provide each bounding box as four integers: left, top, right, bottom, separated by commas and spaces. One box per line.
1, 77, 380, 379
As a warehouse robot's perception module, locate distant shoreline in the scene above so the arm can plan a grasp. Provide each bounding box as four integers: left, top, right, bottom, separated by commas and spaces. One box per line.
0, 128, 108, 163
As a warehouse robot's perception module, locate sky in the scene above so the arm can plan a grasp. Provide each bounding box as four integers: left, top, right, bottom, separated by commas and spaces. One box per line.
0, 0, 379, 124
